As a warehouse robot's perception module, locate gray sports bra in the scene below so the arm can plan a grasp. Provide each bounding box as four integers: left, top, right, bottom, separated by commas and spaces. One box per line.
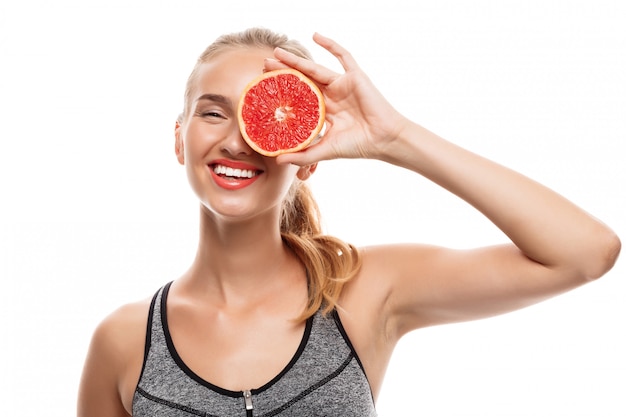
133, 282, 377, 416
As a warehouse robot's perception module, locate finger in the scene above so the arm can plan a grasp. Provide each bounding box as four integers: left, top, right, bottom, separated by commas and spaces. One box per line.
312, 33, 359, 72
275, 140, 332, 166
273, 47, 338, 86
263, 58, 291, 72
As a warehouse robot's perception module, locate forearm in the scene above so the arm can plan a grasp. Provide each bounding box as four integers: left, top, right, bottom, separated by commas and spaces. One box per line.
380, 119, 620, 279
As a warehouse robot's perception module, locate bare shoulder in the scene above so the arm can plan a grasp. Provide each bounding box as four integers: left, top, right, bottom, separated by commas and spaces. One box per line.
88, 296, 154, 370
340, 242, 473, 339
347, 243, 440, 294
342, 244, 437, 316
78, 295, 154, 417
97, 296, 154, 351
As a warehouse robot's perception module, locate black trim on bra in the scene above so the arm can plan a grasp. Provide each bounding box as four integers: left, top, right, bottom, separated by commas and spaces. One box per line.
136, 354, 355, 417
259, 353, 353, 417
160, 281, 314, 397
134, 286, 160, 391
332, 309, 376, 402
136, 386, 221, 417
252, 316, 313, 395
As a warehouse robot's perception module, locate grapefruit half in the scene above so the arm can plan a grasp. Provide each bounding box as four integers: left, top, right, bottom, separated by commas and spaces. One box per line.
238, 68, 325, 157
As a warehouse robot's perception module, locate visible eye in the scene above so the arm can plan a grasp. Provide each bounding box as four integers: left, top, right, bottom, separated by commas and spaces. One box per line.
201, 111, 225, 119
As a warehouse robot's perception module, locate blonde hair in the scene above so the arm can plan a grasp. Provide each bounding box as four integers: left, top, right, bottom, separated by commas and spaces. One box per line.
184, 28, 361, 320
281, 179, 362, 321
183, 27, 313, 119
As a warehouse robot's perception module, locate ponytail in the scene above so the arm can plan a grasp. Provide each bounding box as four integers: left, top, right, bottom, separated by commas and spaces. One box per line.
281, 181, 362, 321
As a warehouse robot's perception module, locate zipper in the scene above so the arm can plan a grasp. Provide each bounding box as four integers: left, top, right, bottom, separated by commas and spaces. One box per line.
243, 389, 253, 416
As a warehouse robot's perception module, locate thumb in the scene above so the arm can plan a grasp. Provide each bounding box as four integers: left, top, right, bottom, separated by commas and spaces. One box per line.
275, 142, 330, 166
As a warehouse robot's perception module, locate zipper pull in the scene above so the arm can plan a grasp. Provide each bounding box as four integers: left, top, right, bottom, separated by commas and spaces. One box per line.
243, 389, 253, 416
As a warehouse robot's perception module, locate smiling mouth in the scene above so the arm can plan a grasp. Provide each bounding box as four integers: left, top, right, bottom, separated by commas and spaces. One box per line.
211, 164, 262, 180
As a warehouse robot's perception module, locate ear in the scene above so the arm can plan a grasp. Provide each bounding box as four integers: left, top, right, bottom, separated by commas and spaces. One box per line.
174, 119, 184, 165
296, 163, 317, 181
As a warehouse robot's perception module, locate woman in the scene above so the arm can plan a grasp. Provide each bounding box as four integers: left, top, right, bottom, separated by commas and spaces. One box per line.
77, 28, 620, 416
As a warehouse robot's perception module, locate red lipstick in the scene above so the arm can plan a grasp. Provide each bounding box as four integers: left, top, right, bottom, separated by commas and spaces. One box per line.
209, 159, 263, 190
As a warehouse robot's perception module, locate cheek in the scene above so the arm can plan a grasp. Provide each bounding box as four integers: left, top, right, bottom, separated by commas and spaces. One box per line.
183, 123, 229, 159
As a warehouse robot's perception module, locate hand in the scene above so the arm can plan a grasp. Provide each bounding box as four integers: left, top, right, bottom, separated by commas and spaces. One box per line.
264, 33, 409, 166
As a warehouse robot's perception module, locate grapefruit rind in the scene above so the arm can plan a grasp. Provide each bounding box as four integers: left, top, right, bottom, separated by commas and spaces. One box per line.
237, 68, 325, 157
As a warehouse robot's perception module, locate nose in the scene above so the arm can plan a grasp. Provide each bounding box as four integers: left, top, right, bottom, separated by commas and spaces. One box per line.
220, 125, 254, 157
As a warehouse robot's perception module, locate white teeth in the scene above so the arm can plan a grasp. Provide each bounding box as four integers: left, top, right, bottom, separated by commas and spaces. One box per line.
213, 164, 257, 178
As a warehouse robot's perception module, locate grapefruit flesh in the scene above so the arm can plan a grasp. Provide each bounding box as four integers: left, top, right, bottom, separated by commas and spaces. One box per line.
238, 69, 325, 157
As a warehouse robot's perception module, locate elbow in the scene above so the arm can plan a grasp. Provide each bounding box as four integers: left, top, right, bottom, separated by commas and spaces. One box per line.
585, 228, 621, 281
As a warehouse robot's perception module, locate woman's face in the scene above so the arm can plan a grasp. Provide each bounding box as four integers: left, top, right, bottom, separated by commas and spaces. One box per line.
177, 47, 306, 222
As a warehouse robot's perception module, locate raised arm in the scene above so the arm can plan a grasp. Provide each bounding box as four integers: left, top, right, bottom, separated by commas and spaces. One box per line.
267, 33, 620, 336
360, 121, 620, 334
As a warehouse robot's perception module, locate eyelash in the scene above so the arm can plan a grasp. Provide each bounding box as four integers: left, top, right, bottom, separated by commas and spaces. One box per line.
201, 112, 225, 118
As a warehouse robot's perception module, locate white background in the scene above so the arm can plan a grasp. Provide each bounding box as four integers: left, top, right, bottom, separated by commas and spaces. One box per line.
1, 0, 624, 416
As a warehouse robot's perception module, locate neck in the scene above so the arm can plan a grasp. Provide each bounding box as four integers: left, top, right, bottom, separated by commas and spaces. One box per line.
182, 205, 300, 301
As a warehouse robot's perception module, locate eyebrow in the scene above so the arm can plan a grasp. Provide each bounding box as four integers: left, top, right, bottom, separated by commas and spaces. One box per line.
196, 93, 233, 107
